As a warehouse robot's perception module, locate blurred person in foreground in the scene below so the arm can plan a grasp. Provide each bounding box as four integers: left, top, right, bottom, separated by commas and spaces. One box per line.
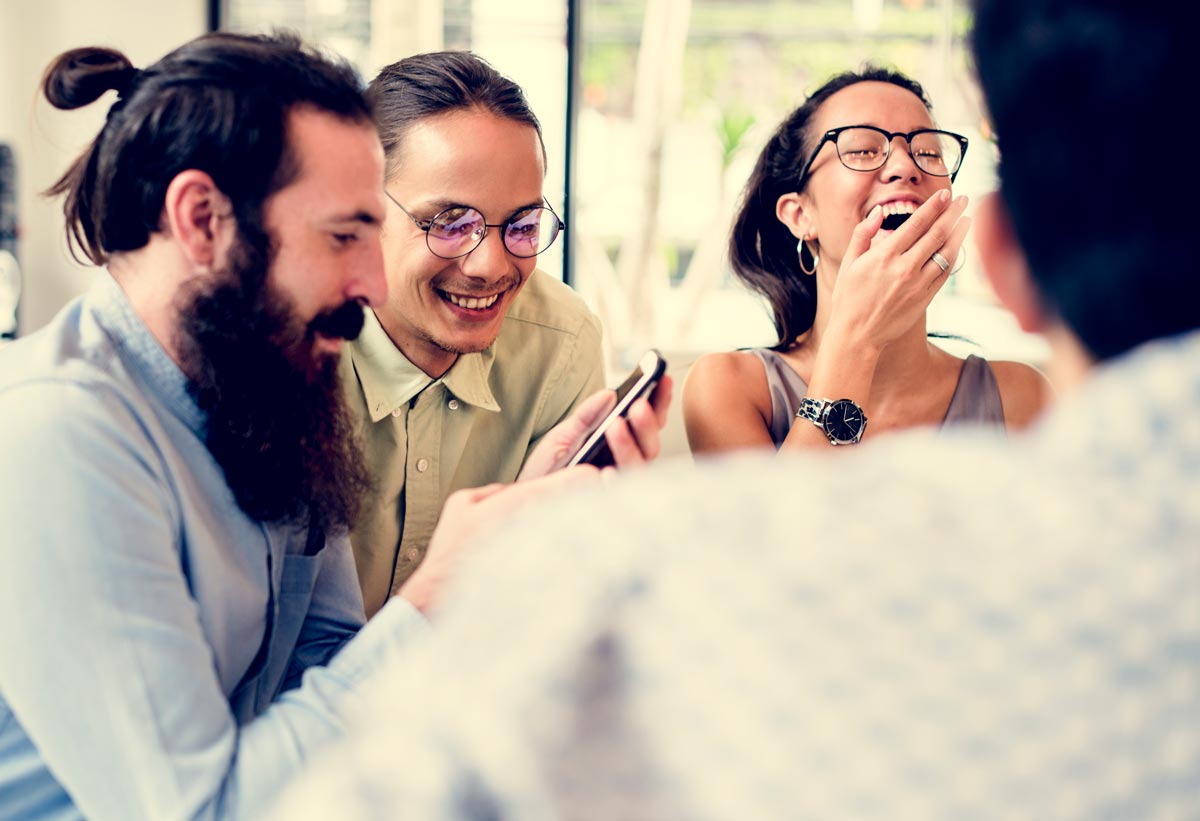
345, 52, 670, 617
0, 32, 595, 820
272, 0, 1200, 816
684, 66, 1049, 455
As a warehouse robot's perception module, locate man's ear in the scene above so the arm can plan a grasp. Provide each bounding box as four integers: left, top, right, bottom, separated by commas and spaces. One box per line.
975, 192, 1047, 334
162, 170, 235, 271
776, 191, 815, 241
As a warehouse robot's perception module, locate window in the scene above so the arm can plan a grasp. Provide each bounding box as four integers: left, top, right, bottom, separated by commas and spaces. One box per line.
572, 0, 1047, 369
221, 0, 1048, 372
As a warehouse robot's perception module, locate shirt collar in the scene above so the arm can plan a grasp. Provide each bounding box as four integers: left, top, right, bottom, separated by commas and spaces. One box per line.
1035, 327, 1200, 455
440, 345, 501, 413
91, 276, 206, 434
349, 309, 501, 423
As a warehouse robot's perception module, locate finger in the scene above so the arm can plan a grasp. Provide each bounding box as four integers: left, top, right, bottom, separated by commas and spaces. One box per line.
923, 216, 972, 294
846, 203, 885, 261
606, 375, 672, 467
625, 396, 663, 462
550, 388, 617, 457
939, 215, 972, 272
647, 374, 674, 428
603, 417, 646, 466
905, 194, 969, 264
571, 389, 619, 438
884, 188, 951, 253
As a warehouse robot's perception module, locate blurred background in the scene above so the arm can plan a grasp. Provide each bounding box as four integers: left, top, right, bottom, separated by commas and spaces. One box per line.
0, 0, 1046, 382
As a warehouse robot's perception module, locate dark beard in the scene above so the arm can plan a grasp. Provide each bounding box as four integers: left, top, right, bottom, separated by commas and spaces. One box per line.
176, 227, 370, 535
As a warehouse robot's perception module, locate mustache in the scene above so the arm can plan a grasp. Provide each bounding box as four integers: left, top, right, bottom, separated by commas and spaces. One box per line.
309, 300, 366, 341
435, 277, 521, 296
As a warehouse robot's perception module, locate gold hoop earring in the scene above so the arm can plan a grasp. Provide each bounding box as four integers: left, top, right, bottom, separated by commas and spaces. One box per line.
798, 240, 818, 276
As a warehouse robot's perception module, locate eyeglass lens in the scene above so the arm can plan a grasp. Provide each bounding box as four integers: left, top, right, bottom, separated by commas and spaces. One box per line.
425, 206, 561, 259
836, 128, 961, 176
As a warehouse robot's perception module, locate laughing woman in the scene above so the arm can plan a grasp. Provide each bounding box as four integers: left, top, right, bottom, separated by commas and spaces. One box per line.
684, 67, 1050, 454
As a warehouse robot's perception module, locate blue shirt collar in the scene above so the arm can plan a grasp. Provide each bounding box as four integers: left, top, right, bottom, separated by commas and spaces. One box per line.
90, 276, 207, 435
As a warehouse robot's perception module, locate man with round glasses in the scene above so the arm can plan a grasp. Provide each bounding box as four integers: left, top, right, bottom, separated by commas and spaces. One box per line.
344, 51, 668, 616
384, 193, 564, 263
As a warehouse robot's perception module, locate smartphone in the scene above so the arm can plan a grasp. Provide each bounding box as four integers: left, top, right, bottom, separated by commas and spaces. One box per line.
567, 349, 668, 468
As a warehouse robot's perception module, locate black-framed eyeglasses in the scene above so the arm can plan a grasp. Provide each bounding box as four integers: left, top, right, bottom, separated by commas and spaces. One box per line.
385, 191, 565, 260
796, 125, 969, 187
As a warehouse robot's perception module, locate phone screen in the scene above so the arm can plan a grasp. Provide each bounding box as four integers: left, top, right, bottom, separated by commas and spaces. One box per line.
567, 349, 667, 467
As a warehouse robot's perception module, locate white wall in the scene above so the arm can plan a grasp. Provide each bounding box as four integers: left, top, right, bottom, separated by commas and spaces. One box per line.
0, 0, 205, 334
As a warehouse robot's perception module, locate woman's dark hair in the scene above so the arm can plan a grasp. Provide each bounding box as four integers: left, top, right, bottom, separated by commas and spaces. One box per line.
729, 66, 932, 350
43, 32, 371, 266
367, 51, 544, 178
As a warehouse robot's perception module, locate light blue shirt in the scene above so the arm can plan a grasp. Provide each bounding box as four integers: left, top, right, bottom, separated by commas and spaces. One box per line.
272, 330, 1200, 819
0, 277, 427, 820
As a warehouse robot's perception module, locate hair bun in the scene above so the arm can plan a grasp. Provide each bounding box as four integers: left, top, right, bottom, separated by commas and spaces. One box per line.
42, 47, 137, 110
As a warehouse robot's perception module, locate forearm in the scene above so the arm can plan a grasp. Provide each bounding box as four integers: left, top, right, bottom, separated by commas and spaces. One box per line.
1, 550, 427, 820
229, 598, 429, 815
779, 325, 881, 451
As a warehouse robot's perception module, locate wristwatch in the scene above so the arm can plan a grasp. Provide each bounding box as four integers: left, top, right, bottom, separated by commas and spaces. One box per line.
796, 396, 868, 446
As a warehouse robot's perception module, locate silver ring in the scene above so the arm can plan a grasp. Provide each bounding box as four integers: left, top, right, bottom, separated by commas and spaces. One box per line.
930, 251, 951, 273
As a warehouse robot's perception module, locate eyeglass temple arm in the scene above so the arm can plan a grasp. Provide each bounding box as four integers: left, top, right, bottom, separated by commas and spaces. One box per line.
384, 190, 434, 230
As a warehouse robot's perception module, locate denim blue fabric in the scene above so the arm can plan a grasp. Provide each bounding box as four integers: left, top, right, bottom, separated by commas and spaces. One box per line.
0, 278, 427, 820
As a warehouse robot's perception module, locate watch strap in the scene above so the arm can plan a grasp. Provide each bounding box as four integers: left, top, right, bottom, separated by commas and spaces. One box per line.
796, 396, 828, 427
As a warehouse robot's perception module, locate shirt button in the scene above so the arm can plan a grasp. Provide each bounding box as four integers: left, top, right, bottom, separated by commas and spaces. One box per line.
391, 407, 402, 418
416, 458, 429, 473
448, 399, 459, 410
403, 549, 420, 562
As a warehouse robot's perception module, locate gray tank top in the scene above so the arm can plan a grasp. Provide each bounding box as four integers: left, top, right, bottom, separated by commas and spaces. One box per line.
748, 348, 1005, 447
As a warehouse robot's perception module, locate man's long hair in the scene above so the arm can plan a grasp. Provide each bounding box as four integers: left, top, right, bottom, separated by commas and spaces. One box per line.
42, 32, 372, 267
42, 32, 376, 531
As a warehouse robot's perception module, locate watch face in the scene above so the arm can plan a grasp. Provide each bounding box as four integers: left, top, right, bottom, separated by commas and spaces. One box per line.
824, 399, 867, 444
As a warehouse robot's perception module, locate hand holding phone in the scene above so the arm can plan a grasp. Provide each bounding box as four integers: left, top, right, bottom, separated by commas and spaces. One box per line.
567, 349, 668, 467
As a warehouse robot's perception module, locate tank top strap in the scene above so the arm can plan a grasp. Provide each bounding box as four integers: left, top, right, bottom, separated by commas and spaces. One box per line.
746, 348, 808, 448
942, 354, 1006, 429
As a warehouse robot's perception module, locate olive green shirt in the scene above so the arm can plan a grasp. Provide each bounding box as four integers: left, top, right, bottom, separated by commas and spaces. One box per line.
343, 270, 605, 616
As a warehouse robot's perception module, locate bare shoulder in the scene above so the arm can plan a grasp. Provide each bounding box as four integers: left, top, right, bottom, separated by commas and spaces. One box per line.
685, 350, 768, 389
683, 351, 769, 418
682, 350, 775, 454
989, 359, 1054, 430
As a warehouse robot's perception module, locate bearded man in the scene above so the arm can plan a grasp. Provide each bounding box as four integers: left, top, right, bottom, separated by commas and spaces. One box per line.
0, 32, 589, 820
